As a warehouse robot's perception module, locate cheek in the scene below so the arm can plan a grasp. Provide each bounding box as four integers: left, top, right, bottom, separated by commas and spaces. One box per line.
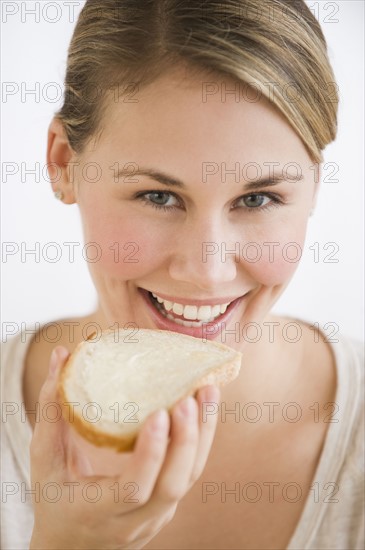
81, 210, 166, 280
240, 224, 307, 286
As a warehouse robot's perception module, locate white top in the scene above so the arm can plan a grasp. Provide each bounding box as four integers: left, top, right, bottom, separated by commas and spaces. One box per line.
1, 324, 364, 550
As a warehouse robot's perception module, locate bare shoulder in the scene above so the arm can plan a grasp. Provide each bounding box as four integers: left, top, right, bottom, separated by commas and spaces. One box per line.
267, 312, 335, 360
23, 315, 93, 429
269, 313, 337, 406
24, 316, 88, 370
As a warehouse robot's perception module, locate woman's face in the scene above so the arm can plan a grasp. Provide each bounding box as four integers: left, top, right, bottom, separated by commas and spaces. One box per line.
69, 67, 318, 350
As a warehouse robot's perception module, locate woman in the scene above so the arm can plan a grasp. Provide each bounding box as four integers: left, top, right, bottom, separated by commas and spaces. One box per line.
1, 1, 363, 549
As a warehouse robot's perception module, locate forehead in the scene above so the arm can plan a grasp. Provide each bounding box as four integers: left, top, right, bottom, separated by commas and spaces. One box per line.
94, 67, 309, 168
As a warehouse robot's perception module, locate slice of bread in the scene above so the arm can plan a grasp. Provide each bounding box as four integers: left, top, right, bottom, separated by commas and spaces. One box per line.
58, 328, 242, 452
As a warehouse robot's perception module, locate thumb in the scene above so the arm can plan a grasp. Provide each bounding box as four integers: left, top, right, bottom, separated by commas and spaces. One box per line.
48, 345, 70, 381
30, 346, 70, 476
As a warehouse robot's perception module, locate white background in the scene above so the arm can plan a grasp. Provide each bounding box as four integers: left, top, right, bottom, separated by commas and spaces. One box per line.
1, 1, 364, 341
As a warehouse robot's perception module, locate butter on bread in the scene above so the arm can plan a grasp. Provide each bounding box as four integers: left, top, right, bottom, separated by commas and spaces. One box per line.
58, 328, 242, 452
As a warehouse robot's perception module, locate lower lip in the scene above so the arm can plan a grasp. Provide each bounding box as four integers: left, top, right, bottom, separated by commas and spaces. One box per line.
138, 288, 246, 340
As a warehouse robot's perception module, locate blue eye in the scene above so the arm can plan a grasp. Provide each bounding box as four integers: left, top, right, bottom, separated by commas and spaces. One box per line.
136, 191, 180, 212
135, 190, 283, 213
142, 191, 175, 207
241, 194, 269, 208
237, 193, 283, 212
237, 193, 283, 211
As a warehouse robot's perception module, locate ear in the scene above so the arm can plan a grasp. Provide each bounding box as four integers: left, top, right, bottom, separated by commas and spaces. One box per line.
47, 117, 77, 204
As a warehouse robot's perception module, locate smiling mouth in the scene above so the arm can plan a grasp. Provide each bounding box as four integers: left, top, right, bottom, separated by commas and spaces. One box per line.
148, 291, 241, 328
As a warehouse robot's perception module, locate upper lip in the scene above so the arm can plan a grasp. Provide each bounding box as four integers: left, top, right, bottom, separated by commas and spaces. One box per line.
140, 287, 248, 306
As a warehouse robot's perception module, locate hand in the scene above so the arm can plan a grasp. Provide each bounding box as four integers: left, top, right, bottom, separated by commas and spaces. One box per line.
29, 346, 220, 549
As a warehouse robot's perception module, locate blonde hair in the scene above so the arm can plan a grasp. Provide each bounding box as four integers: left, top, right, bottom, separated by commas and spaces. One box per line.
56, 0, 338, 163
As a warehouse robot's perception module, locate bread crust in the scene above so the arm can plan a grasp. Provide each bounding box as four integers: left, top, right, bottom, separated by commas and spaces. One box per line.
58, 329, 242, 452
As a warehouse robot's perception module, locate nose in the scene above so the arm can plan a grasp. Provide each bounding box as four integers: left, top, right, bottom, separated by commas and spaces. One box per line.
167, 216, 238, 291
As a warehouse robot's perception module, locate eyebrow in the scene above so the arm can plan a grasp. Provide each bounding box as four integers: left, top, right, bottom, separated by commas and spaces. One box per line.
116, 166, 303, 191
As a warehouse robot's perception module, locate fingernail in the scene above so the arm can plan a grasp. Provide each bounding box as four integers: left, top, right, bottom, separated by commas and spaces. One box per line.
203, 385, 221, 404
150, 409, 169, 433
177, 396, 196, 418
49, 349, 59, 378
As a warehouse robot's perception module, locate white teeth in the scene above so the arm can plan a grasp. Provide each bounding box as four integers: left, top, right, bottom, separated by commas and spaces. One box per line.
198, 305, 213, 321
171, 316, 184, 325
182, 319, 203, 327
172, 303, 184, 316
211, 305, 221, 317
183, 305, 198, 320
150, 292, 232, 321
166, 312, 212, 327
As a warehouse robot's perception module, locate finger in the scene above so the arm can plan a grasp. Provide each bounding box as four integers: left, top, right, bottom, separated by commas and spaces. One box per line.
125, 387, 220, 522
96, 408, 170, 512
148, 395, 200, 505
122, 502, 178, 547
126, 408, 170, 500
190, 385, 220, 483
30, 346, 70, 477
133, 389, 219, 537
